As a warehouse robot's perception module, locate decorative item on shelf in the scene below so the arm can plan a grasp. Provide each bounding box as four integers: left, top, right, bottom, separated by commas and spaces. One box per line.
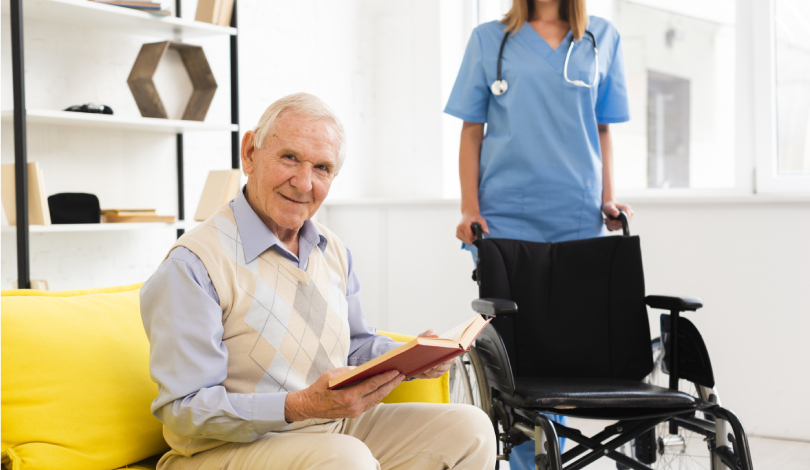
1, 163, 51, 226
63, 103, 114, 115
127, 41, 217, 122
195, 0, 235, 26
195, 169, 241, 221
89, 0, 172, 15
101, 209, 175, 223
13, 279, 49, 290
48, 193, 102, 224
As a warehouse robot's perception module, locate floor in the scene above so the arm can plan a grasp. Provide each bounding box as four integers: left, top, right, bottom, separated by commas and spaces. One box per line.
497, 418, 810, 469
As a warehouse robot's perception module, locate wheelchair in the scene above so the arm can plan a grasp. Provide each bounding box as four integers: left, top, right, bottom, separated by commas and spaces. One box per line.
447, 214, 753, 470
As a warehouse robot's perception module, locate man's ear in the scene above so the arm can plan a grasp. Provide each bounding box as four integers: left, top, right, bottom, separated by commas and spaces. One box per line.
241, 130, 256, 175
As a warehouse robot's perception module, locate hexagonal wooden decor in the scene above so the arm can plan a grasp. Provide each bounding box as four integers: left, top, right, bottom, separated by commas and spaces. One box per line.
127, 41, 217, 122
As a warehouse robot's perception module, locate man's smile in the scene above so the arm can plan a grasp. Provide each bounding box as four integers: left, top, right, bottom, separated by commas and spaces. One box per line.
279, 193, 307, 204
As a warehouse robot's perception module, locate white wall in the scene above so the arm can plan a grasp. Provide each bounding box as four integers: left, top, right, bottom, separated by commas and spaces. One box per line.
320, 198, 810, 441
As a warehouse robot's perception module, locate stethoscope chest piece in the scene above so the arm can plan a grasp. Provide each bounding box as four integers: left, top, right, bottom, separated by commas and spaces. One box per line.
491, 80, 508, 96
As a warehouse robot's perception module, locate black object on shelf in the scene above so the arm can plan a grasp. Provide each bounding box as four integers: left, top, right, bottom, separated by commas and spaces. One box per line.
47, 193, 101, 224
64, 103, 114, 114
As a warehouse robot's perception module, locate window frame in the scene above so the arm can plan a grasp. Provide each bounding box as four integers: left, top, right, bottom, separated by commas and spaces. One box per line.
752, 0, 810, 194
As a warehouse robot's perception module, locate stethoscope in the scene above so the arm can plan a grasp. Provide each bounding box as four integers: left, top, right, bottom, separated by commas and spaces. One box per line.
490, 29, 599, 96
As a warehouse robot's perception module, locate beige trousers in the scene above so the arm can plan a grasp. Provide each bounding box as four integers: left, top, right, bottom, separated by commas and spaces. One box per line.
158, 403, 496, 470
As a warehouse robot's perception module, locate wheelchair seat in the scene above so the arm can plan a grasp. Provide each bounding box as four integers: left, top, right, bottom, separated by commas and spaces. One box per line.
510, 377, 697, 410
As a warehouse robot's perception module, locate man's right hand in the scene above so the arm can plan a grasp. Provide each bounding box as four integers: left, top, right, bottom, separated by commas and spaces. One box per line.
284, 368, 405, 423
456, 212, 489, 245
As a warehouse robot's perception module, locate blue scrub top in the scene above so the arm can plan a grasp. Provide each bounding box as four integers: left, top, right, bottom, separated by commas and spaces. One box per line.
445, 17, 630, 243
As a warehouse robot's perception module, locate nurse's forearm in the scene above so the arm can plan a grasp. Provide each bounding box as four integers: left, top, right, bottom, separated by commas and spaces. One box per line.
459, 122, 485, 214
599, 124, 615, 203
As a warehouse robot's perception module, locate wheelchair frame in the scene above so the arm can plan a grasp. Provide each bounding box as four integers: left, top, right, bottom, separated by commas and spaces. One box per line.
462, 217, 754, 470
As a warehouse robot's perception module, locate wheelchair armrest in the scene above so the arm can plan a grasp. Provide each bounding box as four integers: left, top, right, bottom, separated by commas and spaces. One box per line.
472, 298, 518, 317
646, 295, 703, 312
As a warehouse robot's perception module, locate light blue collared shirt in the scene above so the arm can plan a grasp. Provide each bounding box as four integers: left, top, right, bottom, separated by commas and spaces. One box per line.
140, 187, 401, 442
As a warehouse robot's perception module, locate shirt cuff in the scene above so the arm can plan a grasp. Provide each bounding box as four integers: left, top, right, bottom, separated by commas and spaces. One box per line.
596, 114, 630, 124
443, 106, 487, 123
252, 392, 290, 435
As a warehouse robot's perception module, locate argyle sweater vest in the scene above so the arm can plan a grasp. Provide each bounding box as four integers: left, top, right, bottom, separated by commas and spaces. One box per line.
163, 203, 351, 456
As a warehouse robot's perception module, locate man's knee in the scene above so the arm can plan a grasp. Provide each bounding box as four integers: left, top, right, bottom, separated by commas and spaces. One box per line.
449, 404, 496, 446
298, 434, 379, 469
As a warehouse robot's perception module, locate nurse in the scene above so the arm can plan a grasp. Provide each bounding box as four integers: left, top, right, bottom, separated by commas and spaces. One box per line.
444, 0, 633, 468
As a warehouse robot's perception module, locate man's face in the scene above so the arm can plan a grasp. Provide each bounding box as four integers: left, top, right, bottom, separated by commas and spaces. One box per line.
242, 111, 338, 233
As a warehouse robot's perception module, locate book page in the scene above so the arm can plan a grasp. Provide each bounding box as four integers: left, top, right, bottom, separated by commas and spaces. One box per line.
439, 316, 478, 343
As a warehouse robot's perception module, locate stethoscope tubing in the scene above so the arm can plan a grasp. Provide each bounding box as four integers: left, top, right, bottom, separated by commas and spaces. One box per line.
492, 28, 599, 95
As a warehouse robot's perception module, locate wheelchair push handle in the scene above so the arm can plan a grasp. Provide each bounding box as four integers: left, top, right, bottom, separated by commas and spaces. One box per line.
607, 209, 630, 236
471, 222, 484, 242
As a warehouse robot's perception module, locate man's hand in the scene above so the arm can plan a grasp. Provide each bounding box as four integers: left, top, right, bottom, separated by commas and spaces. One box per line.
284, 367, 405, 423
602, 201, 634, 232
413, 329, 455, 380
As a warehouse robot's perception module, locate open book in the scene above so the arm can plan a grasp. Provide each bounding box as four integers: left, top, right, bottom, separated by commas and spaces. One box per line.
327, 315, 491, 390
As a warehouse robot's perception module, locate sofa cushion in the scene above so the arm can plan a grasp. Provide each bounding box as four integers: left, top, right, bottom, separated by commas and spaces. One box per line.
1, 284, 169, 470
377, 331, 450, 404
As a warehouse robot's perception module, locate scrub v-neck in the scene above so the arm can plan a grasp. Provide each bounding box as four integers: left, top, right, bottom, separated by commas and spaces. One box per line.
518, 21, 573, 72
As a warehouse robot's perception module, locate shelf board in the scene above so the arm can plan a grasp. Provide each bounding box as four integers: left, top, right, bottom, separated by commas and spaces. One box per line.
0, 0, 236, 39
1, 109, 238, 133
1, 220, 199, 233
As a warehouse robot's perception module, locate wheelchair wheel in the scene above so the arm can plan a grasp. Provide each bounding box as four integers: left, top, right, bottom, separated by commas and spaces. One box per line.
632, 337, 716, 470
448, 348, 492, 418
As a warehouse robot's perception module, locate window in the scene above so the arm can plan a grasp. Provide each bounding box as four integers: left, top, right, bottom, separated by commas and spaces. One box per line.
775, 0, 810, 176
753, 0, 810, 192
603, 0, 738, 191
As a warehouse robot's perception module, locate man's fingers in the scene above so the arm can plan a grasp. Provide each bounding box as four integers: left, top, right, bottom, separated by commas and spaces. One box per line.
366, 373, 405, 402
350, 370, 401, 397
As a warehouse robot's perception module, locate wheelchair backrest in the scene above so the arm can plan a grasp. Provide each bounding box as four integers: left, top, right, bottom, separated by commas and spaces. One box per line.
475, 235, 654, 381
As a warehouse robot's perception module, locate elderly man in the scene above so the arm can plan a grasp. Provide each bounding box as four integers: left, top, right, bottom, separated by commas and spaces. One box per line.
140, 92, 495, 470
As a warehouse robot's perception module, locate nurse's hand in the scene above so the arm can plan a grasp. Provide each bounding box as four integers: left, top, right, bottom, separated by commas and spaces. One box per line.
457, 212, 489, 244
602, 201, 634, 232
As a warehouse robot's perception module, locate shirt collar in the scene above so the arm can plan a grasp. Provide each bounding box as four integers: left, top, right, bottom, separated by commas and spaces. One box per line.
231, 186, 327, 264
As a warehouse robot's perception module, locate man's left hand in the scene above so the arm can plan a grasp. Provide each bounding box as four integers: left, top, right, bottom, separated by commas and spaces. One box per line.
413, 329, 455, 379
602, 201, 634, 232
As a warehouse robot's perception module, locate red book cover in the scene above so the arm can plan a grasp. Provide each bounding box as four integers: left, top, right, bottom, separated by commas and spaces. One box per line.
328, 315, 490, 390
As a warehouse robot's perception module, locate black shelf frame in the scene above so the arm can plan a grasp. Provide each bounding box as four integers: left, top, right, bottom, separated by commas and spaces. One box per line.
8, 0, 240, 288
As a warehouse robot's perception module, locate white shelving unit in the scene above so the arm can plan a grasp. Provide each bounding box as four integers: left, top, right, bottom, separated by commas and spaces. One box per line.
1, 109, 238, 133
0, 0, 235, 38
4, 0, 240, 287
1, 220, 199, 233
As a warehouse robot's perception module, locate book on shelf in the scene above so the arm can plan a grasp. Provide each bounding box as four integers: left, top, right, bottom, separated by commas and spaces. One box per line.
327, 315, 491, 390
195, 0, 235, 26
90, 0, 172, 15
194, 170, 241, 221
102, 214, 175, 223
101, 208, 156, 216
90, 0, 162, 9
1, 162, 52, 226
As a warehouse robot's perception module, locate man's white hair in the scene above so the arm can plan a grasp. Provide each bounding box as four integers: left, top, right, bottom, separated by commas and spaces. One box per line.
252, 92, 347, 172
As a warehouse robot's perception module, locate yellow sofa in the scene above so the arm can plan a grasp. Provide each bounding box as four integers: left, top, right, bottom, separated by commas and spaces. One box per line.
1, 284, 449, 470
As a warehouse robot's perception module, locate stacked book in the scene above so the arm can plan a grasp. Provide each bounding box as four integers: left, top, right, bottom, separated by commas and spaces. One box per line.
89, 1, 171, 16
101, 209, 175, 223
